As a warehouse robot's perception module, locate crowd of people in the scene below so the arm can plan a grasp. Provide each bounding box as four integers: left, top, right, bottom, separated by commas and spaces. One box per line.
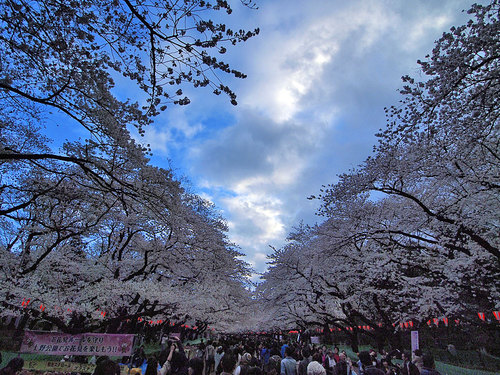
0, 337, 443, 375
128, 337, 442, 375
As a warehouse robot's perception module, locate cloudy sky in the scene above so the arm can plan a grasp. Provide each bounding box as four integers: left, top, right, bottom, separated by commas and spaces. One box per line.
137, 0, 476, 280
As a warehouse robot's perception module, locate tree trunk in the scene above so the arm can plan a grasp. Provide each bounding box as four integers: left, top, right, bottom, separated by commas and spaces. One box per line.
349, 331, 359, 353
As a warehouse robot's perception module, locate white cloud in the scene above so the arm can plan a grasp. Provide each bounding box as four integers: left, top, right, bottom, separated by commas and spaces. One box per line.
222, 193, 285, 245
401, 14, 453, 52
238, 0, 398, 123
154, 0, 477, 277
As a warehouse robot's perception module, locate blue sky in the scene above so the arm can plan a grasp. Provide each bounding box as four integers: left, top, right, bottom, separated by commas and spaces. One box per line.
128, 0, 476, 280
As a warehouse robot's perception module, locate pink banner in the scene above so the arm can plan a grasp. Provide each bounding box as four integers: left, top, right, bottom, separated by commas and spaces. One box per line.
21, 331, 135, 356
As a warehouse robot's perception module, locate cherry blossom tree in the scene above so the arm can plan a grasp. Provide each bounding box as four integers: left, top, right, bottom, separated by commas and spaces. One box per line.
314, 0, 499, 313
0, 137, 253, 332
0, 0, 258, 332
259, 1, 499, 349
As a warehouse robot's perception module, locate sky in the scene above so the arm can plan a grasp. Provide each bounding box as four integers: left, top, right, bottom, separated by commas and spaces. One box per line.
133, 0, 477, 281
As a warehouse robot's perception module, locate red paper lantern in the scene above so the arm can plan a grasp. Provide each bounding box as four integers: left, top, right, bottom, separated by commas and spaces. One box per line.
492, 311, 500, 321
478, 312, 486, 321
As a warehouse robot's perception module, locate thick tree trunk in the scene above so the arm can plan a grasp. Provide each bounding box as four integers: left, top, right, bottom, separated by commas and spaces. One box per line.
349, 331, 359, 353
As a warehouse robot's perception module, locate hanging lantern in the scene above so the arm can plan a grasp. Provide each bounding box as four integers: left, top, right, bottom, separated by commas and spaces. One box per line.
409, 321, 413, 328
492, 311, 500, 321
427, 320, 431, 326
478, 312, 486, 321
442, 317, 448, 326
433, 318, 439, 326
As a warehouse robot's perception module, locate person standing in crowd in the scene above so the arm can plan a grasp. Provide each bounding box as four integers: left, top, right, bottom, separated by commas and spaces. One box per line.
235, 353, 252, 375
144, 357, 158, 375
206, 342, 216, 375
298, 347, 312, 375
411, 351, 423, 374
321, 347, 327, 366
215, 347, 225, 374
380, 359, 398, 375
398, 352, 419, 375
189, 358, 205, 375
220, 354, 237, 375
169, 338, 189, 375
197, 342, 206, 360
93, 357, 121, 375
0, 358, 24, 375
333, 353, 353, 375
368, 351, 380, 369
280, 347, 297, 375
280, 342, 289, 359
323, 350, 336, 375
419, 354, 441, 375
270, 344, 281, 358
132, 346, 147, 368
260, 343, 271, 369
358, 351, 384, 375
332, 348, 340, 364
306, 361, 326, 375
266, 356, 282, 375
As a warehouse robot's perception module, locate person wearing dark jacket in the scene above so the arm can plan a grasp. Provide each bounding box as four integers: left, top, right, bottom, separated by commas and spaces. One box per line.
298, 347, 312, 375
398, 352, 419, 375
0, 358, 24, 375
419, 354, 441, 375
93, 358, 120, 375
333, 353, 353, 375
358, 352, 384, 375
168, 338, 189, 375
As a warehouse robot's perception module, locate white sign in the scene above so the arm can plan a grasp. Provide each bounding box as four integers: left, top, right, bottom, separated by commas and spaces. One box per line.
311, 336, 320, 344
411, 331, 419, 353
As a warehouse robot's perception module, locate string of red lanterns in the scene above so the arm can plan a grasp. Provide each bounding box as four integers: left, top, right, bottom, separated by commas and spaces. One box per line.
17, 297, 499, 330
18, 297, 213, 330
